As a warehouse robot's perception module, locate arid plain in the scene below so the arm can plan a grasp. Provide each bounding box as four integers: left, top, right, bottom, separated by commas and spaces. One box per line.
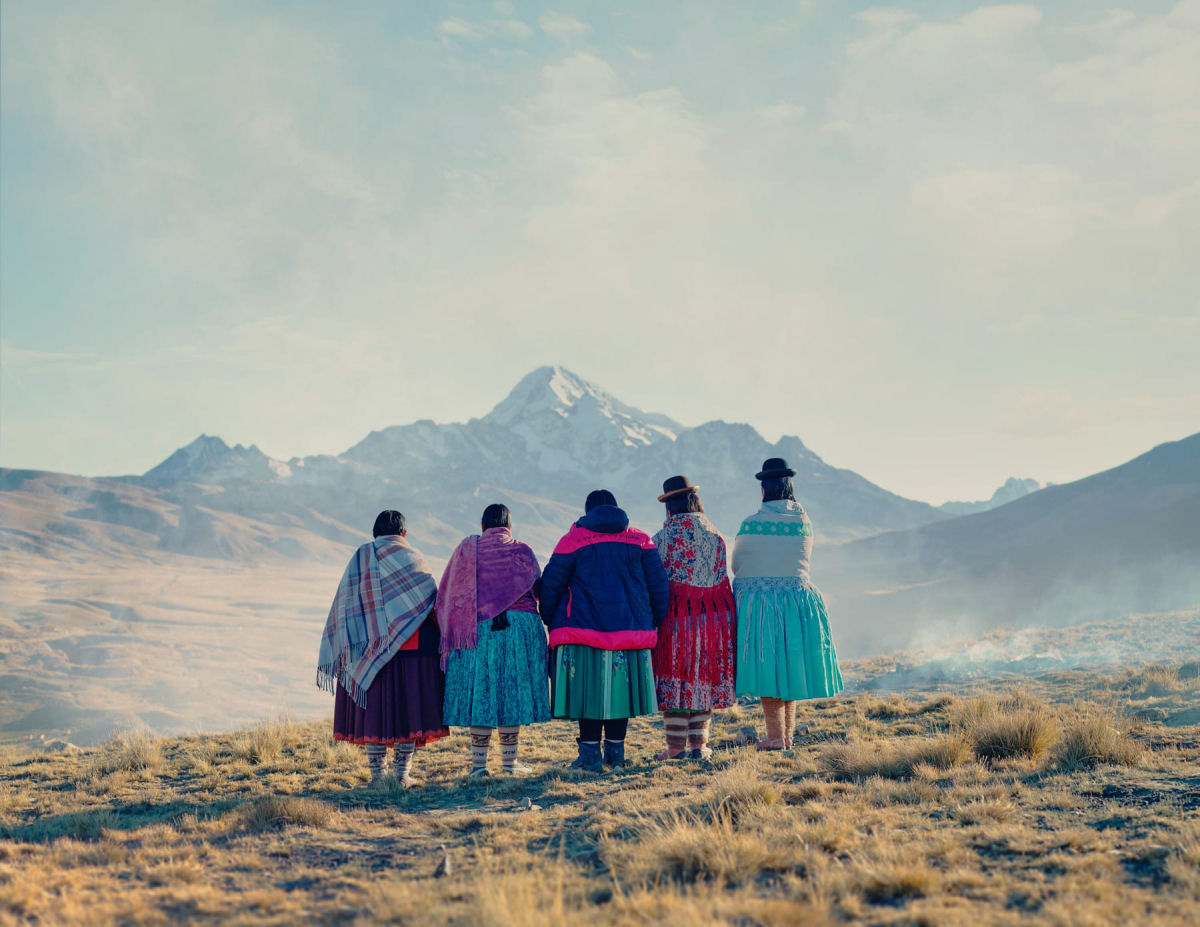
2, 611, 1197, 926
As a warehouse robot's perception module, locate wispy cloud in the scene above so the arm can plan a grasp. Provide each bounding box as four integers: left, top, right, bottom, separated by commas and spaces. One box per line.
2, 1, 1197, 500
538, 10, 592, 41
437, 15, 533, 42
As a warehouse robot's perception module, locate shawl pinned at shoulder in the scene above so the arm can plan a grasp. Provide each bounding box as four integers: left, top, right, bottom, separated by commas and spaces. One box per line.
316, 536, 437, 707
436, 527, 540, 669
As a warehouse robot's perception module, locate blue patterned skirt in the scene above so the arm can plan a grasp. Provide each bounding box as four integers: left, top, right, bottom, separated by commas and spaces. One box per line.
443, 610, 552, 727
734, 576, 843, 700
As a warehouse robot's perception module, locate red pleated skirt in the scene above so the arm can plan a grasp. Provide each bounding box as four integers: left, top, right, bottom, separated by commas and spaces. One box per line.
651, 579, 737, 712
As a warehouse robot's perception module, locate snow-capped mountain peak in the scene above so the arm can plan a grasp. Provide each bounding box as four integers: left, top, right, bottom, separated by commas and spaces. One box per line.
481, 365, 681, 457
132, 365, 948, 545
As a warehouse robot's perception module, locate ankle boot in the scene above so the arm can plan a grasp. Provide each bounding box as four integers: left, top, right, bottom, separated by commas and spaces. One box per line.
569, 739, 603, 771
603, 739, 627, 768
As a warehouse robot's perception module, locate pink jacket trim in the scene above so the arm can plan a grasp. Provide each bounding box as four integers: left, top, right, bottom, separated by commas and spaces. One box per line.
549, 627, 658, 650
553, 524, 657, 555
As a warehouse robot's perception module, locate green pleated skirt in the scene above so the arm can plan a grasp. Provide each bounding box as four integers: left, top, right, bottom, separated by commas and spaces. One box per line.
550, 644, 658, 720
734, 576, 843, 700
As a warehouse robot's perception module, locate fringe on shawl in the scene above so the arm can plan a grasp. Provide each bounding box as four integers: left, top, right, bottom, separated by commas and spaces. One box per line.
436, 536, 479, 671
316, 638, 382, 707
317, 609, 427, 707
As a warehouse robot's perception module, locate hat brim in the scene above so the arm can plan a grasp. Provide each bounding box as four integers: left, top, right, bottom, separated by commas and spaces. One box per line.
755, 468, 796, 481
657, 485, 699, 502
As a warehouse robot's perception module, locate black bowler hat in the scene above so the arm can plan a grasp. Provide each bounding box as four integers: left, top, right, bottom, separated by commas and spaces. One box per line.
755, 457, 796, 481
657, 475, 699, 502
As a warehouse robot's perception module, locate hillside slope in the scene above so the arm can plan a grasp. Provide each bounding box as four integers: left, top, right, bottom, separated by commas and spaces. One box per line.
820, 434, 1200, 654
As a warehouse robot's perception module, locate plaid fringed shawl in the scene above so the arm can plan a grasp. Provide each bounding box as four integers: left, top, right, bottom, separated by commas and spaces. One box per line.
316, 535, 437, 707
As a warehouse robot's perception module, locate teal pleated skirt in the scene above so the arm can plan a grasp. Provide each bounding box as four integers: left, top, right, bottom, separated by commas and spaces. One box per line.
551, 644, 658, 720
443, 610, 552, 727
734, 576, 843, 700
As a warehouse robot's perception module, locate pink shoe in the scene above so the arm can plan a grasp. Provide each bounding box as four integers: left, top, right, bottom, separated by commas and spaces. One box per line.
756, 738, 787, 751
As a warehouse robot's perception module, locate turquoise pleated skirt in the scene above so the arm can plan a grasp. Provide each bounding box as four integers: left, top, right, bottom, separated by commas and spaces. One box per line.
443, 610, 552, 727
551, 645, 658, 720
734, 576, 843, 700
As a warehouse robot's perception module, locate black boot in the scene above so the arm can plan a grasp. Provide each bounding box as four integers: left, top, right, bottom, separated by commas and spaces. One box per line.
569, 739, 603, 772
603, 739, 627, 768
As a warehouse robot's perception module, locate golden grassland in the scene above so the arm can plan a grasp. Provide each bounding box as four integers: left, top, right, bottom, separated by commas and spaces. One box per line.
2, 663, 1199, 926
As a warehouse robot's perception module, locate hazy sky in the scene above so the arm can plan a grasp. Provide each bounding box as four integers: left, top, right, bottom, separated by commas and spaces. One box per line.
2, 1, 1197, 505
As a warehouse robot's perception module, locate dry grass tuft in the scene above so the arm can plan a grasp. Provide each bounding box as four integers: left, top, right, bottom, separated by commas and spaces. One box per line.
1051, 712, 1144, 770
311, 736, 361, 770
1121, 663, 1200, 698
235, 795, 333, 832
603, 812, 794, 888
1167, 822, 1200, 899
860, 693, 955, 720
819, 735, 968, 780
850, 850, 939, 903
704, 758, 781, 818
954, 693, 1059, 761
140, 857, 206, 886
952, 797, 1018, 825
66, 810, 119, 841
90, 729, 163, 775
230, 719, 304, 765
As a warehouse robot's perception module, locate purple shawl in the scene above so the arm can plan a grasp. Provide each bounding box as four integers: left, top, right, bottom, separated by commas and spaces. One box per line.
436, 527, 540, 668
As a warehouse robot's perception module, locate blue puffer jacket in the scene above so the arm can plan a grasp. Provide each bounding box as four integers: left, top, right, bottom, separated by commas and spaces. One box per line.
539, 504, 670, 651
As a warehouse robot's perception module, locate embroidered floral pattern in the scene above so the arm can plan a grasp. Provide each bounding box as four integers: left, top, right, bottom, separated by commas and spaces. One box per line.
651, 514, 737, 711
652, 514, 728, 587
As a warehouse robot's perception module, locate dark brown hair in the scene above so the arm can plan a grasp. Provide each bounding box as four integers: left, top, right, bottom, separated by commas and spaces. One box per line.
761, 477, 795, 502
373, 510, 406, 537
665, 490, 704, 516
481, 503, 511, 530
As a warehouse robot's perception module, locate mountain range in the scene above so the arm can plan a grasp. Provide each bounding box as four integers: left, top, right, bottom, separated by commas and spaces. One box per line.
1, 364, 1197, 744
1, 365, 949, 565
819, 433, 1200, 654
938, 477, 1049, 515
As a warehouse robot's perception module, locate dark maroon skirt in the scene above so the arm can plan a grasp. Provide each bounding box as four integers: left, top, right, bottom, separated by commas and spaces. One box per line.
333, 617, 449, 746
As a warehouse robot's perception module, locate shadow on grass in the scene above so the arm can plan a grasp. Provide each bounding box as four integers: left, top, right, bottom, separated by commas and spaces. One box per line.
0, 763, 622, 844
1, 796, 243, 843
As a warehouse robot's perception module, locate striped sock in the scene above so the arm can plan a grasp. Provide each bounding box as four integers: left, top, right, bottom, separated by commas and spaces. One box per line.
469, 727, 492, 772
392, 742, 415, 781
366, 744, 386, 782
687, 711, 712, 750
499, 726, 520, 770
664, 712, 689, 756
783, 701, 798, 743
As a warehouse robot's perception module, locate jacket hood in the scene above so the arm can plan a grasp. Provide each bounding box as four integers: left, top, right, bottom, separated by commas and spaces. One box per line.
577, 504, 630, 534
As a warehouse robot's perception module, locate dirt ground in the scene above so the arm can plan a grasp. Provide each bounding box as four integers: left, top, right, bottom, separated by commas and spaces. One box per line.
2, 656, 1198, 926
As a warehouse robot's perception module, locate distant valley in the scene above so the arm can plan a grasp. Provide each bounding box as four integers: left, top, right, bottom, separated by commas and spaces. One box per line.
1, 365, 1197, 744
